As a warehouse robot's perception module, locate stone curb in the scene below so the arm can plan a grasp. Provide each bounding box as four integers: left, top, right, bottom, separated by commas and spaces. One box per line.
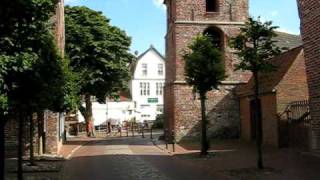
151, 139, 175, 155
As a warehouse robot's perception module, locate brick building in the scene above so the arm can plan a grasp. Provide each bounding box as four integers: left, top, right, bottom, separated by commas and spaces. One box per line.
297, 0, 320, 150
237, 47, 309, 147
163, 0, 302, 142
164, 0, 251, 142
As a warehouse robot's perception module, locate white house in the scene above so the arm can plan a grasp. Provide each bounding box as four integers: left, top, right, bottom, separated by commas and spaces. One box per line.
130, 45, 165, 123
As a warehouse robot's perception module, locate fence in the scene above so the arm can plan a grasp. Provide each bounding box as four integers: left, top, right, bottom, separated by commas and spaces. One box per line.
279, 100, 311, 149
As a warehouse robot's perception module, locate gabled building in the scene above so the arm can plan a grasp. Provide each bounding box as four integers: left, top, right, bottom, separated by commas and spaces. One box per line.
237, 46, 309, 147
130, 46, 165, 123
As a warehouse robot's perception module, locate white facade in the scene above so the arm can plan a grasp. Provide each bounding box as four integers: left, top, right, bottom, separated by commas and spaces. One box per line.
78, 100, 135, 126
130, 46, 165, 122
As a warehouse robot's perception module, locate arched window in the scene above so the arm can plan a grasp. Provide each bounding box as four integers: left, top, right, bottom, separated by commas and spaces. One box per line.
206, 0, 218, 12
203, 27, 224, 49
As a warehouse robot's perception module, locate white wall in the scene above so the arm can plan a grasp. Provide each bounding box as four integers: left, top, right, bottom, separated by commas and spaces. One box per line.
78, 101, 135, 126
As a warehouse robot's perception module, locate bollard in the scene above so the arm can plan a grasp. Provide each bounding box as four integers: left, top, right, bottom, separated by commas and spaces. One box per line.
120, 127, 122, 137
165, 129, 168, 149
172, 130, 175, 152
131, 122, 134, 137
126, 127, 129, 137
142, 127, 145, 138
150, 127, 153, 139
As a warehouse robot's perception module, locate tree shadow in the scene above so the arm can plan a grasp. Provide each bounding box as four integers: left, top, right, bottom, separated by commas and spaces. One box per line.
177, 86, 240, 143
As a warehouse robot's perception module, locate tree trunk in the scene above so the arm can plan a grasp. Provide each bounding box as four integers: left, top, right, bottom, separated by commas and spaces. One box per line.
84, 94, 94, 137
29, 113, 35, 166
200, 92, 209, 156
0, 113, 6, 180
18, 112, 24, 180
253, 72, 264, 169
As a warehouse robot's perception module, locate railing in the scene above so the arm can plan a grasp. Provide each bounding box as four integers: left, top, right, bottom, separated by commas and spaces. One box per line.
278, 100, 311, 148
279, 100, 311, 125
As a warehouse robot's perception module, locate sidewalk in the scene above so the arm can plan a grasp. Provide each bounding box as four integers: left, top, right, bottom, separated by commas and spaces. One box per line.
153, 139, 320, 180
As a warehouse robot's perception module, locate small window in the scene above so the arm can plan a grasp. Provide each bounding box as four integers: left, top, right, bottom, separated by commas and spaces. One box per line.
158, 64, 164, 75
140, 82, 150, 96
156, 82, 164, 96
206, 0, 218, 12
142, 63, 147, 76
157, 105, 164, 113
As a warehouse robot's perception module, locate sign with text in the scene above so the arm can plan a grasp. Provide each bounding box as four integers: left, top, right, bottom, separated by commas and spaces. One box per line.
148, 98, 158, 103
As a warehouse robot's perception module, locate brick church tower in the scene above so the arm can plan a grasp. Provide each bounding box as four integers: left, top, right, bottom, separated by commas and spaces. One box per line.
164, 0, 250, 141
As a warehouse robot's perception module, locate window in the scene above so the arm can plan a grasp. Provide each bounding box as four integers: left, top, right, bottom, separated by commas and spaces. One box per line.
206, 0, 218, 12
147, 83, 150, 95
157, 105, 164, 113
203, 27, 224, 49
142, 63, 147, 76
158, 64, 164, 75
140, 82, 150, 96
156, 82, 164, 96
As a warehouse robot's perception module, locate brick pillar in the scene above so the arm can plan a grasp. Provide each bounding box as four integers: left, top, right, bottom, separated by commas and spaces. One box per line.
55, 0, 65, 57
39, 0, 65, 155
297, 0, 320, 150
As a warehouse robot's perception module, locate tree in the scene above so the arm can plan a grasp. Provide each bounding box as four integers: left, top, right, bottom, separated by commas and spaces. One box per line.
65, 6, 134, 136
0, 1, 78, 179
183, 35, 226, 155
230, 17, 282, 169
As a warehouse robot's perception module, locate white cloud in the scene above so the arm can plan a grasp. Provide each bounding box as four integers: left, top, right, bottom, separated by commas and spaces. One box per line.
152, 0, 166, 11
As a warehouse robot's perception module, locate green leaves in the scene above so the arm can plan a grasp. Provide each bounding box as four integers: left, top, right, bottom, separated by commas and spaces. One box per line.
0, 0, 75, 113
65, 6, 134, 101
184, 35, 226, 94
229, 17, 282, 73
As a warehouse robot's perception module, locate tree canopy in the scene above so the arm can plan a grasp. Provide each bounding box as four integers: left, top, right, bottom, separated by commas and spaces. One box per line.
65, 6, 134, 102
0, 0, 78, 113
230, 17, 282, 73
183, 35, 226, 155
229, 17, 282, 169
184, 35, 226, 95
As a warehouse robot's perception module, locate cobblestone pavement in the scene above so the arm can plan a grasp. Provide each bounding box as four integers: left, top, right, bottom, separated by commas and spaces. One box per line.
61, 136, 231, 180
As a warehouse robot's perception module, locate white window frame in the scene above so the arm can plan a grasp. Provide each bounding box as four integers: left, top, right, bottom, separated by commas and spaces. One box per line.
142, 63, 148, 76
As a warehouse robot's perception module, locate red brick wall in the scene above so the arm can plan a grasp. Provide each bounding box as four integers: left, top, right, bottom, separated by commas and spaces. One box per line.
261, 94, 278, 146
297, 0, 320, 150
5, 112, 62, 158
239, 97, 251, 141
164, 0, 250, 141
175, 0, 248, 22
45, 112, 62, 154
239, 94, 278, 146
276, 50, 309, 113
54, 0, 65, 57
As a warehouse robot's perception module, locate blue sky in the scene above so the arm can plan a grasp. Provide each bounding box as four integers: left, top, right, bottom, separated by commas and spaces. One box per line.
65, 0, 301, 55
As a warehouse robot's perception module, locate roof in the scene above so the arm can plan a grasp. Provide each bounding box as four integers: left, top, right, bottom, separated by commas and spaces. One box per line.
137, 45, 165, 60
107, 91, 132, 102
130, 45, 165, 75
274, 31, 303, 50
236, 46, 304, 97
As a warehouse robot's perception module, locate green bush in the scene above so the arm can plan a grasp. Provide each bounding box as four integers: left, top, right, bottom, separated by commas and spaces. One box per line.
152, 114, 164, 129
